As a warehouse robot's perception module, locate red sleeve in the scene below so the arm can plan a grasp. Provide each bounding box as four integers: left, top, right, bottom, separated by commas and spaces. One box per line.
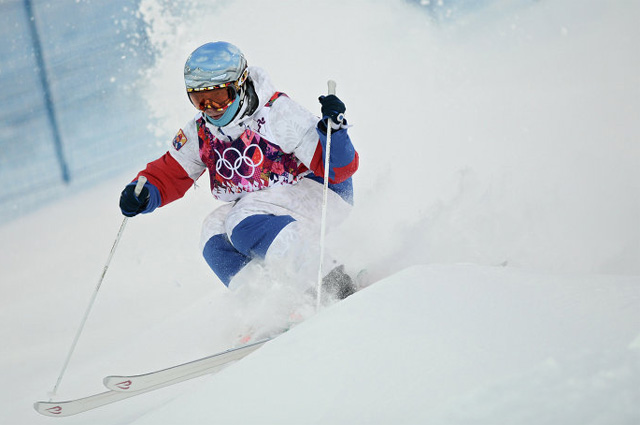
309, 142, 360, 184
136, 152, 194, 207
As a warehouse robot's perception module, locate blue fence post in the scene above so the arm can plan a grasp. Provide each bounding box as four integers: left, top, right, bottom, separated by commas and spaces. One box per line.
23, 0, 71, 183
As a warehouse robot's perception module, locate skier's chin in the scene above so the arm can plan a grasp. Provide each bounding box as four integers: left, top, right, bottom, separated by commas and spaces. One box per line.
205, 111, 224, 120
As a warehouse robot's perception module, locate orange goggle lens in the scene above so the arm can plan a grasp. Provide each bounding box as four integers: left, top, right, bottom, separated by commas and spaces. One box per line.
188, 86, 235, 112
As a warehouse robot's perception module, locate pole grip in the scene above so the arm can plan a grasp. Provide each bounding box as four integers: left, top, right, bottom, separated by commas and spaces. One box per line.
326, 80, 343, 123
134, 176, 147, 197
327, 80, 337, 95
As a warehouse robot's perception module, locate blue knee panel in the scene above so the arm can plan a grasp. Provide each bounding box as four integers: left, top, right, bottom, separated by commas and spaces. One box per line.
230, 214, 296, 258
203, 234, 251, 287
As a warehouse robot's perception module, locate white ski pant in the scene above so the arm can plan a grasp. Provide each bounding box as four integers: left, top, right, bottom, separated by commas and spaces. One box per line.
200, 178, 352, 290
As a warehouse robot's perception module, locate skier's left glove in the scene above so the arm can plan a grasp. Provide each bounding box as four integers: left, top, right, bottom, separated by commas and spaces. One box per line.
318, 95, 347, 133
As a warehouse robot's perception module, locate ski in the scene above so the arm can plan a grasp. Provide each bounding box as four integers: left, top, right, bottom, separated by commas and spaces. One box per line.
34, 338, 271, 417
35, 388, 147, 418
104, 337, 269, 392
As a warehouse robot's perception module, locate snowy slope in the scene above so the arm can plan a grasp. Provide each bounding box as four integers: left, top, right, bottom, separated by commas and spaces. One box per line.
1, 0, 639, 424
130, 265, 640, 425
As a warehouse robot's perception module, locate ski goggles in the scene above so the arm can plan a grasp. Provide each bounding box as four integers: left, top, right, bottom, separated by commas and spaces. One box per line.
187, 68, 249, 112
188, 86, 236, 112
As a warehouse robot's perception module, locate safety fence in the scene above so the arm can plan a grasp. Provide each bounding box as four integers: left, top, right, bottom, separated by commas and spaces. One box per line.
0, 0, 159, 224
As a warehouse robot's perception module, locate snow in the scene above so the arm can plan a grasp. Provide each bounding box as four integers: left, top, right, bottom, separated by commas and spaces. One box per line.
127, 265, 640, 425
1, 0, 639, 424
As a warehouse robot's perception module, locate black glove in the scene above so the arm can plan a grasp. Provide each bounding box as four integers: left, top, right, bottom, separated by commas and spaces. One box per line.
119, 182, 150, 217
318, 95, 346, 124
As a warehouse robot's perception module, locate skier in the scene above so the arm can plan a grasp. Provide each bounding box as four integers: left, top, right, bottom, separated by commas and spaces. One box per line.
119, 41, 359, 300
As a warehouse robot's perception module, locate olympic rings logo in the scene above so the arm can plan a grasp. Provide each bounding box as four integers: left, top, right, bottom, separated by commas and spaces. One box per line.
215, 144, 264, 180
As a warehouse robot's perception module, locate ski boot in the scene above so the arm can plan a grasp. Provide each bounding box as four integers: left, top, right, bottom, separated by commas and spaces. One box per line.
322, 265, 357, 300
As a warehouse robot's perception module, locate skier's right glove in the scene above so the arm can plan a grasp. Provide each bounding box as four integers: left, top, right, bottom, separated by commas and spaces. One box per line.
119, 181, 150, 217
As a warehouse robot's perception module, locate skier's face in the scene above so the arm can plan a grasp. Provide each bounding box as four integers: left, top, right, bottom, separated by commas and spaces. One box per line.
188, 86, 235, 118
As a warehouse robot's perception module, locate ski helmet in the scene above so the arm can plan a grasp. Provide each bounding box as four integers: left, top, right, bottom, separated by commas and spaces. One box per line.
184, 42, 249, 127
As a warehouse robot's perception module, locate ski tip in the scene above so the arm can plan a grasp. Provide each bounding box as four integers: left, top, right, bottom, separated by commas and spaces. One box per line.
104, 376, 134, 392
34, 401, 66, 417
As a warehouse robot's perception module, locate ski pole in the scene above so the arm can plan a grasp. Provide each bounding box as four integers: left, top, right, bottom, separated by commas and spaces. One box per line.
316, 81, 338, 311
49, 176, 147, 399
